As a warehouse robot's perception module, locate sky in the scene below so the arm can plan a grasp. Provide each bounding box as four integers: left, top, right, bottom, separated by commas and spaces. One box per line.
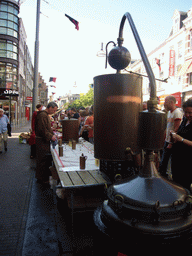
19, 0, 192, 98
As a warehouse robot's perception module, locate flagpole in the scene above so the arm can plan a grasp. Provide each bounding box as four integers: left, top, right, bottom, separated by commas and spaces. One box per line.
32, 0, 41, 113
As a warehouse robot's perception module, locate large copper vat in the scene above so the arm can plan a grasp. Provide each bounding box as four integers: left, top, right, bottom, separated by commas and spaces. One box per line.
60, 118, 79, 142
94, 73, 142, 160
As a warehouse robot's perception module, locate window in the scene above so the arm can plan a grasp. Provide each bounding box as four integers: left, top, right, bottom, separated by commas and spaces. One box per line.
174, 18, 179, 33
1, 4, 7, 12
0, 2, 19, 38
8, 5, 14, 14
190, 30, 192, 51
0, 40, 18, 60
190, 73, 192, 85
0, 27, 6, 34
0, 62, 18, 89
0, 11, 8, 19
178, 41, 183, 58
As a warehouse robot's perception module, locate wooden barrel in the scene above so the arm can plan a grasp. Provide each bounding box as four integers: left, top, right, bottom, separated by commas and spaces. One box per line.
60, 118, 79, 142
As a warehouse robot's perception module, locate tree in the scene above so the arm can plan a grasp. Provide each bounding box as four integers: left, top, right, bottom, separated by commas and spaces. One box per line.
68, 87, 93, 109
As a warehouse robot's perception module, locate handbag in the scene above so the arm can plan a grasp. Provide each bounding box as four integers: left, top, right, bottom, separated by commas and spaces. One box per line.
7, 123, 11, 137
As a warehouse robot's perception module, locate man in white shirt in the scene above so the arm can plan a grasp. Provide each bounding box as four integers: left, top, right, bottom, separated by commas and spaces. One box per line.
159, 95, 183, 178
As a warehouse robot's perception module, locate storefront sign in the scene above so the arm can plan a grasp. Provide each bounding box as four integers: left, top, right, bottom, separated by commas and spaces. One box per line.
26, 96, 33, 101
169, 50, 175, 76
0, 88, 19, 96
159, 92, 182, 107
171, 92, 182, 107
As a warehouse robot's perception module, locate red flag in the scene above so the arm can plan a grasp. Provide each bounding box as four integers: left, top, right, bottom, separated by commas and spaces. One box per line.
65, 14, 79, 30
49, 77, 57, 82
155, 58, 161, 71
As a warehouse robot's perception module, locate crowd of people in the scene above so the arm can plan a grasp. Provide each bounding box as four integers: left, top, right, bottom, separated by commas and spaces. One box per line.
29, 102, 94, 186
57, 106, 94, 144
2, 95, 192, 190
158, 96, 192, 190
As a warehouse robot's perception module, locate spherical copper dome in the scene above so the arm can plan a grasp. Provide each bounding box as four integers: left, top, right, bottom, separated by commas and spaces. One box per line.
108, 46, 131, 70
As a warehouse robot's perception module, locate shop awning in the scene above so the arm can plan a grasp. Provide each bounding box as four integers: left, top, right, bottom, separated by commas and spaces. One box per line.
177, 60, 192, 76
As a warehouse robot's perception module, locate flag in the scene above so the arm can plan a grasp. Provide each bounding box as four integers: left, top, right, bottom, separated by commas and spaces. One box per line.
155, 58, 161, 71
49, 77, 57, 82
50, 85, 56, 88
65, 14, 79, 30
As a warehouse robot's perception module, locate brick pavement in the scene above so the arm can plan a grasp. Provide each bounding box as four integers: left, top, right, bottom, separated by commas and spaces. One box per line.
0, 122, 35, 256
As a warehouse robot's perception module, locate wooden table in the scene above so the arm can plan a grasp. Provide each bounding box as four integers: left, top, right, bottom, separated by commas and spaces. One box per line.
50, 140, 110, 209
50, 140, 110, 245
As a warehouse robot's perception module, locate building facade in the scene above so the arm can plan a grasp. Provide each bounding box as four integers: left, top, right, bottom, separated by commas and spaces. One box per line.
129, 7, 192, 108
38, 74, 48, 107
0, 0, 19, 122
0, 0, 48, 127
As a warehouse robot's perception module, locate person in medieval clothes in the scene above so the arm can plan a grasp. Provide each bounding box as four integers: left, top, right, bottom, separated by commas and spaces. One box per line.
29, 104, 43, 159
35, 102, 58, 185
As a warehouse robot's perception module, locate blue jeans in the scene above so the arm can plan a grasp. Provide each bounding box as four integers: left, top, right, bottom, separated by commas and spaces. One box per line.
159, 141, 172, 177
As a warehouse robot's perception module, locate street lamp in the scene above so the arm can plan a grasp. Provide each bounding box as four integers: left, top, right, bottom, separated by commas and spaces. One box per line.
96, 42, 105, 57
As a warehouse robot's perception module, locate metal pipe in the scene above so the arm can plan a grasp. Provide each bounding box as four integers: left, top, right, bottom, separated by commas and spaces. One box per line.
32, 0, 41, 113
118, 13, 156, 101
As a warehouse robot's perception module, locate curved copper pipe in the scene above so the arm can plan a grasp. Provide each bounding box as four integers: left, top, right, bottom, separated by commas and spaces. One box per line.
118, 13, 156, 101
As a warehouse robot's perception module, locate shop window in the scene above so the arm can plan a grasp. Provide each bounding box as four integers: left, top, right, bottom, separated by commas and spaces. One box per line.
6, 81, 13, 89
0, 63, 6, 72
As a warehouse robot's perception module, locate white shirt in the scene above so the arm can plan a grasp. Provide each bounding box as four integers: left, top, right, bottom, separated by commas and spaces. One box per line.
165, 108, 183, 142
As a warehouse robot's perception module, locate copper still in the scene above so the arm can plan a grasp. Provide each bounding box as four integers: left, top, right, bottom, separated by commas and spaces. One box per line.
94, 73, 142, 161
94, 12, 192, 250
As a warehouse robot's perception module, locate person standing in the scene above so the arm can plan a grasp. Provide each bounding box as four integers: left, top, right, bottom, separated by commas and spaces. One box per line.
29, 104, 43, 159
171, 98, 192, 189
159, 95, 183, 178
84, 105, 94, 144
0, 109, 9, 153
35, 102, 58, 185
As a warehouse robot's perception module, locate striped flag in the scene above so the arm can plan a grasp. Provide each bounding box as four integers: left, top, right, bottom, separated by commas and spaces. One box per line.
49, 77, 57, 82
65, 14, 79, 30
